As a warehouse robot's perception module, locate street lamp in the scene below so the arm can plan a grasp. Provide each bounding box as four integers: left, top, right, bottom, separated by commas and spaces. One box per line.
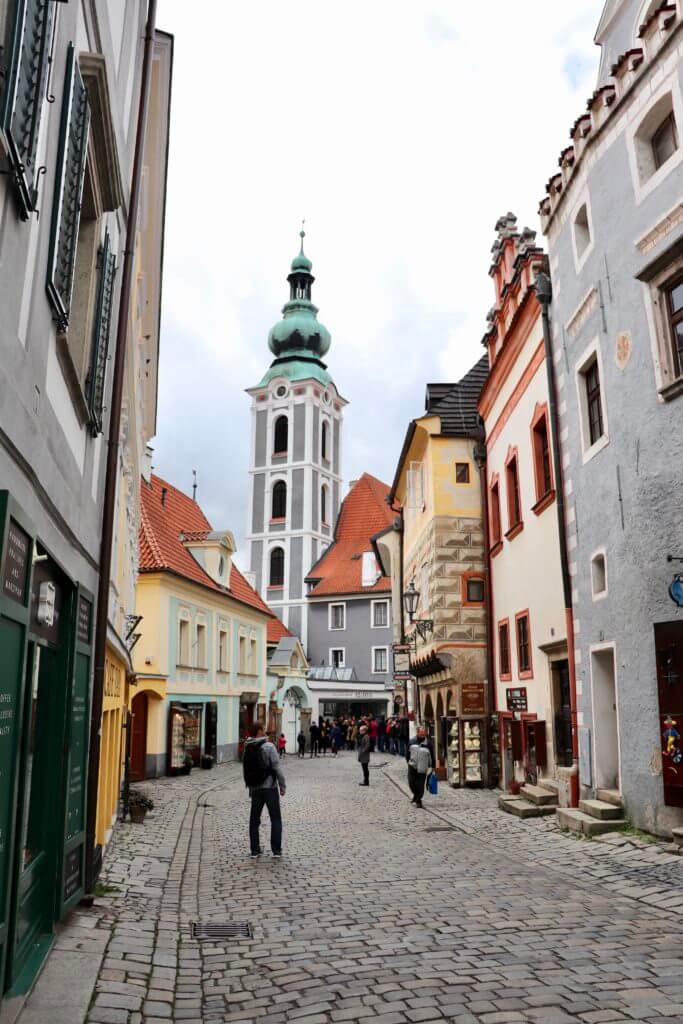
403, 579, 433, 644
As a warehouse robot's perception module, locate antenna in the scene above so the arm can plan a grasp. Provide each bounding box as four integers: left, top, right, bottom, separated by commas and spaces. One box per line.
300, 218, 305, 251
192, 469, 197, 502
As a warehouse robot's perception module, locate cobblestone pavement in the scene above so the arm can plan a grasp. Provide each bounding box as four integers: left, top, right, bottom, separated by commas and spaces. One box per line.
77, 752, 683, 1024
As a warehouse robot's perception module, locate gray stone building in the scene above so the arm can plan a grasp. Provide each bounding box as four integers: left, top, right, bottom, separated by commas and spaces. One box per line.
539, 0, 683, 834
246, 233, 346, 651
305, 473, 396, 717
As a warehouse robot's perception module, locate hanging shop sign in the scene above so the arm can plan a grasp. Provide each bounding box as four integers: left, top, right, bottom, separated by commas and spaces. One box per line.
30, 559, 64, 645
393, 672, 412, 682
2, 519, 29, 604
461, 682, 486, 715
506, 687, 528, 712
669, 573, 683, 608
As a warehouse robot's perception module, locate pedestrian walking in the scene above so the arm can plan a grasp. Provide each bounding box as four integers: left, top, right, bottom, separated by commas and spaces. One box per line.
407, 726, 432, 808
297, 729, 306, 758
243, 722, 286, 858
277, 733, 286, 758
309, 721, 320, 757
320, 721, 329, 756
330, 721, 344, 756
357, 724, 371, 786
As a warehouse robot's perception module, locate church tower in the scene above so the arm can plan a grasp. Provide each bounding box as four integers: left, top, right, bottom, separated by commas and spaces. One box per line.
246, 232, 347, 651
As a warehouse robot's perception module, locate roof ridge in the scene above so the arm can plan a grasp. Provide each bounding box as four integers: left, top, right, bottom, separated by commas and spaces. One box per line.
140, 495, 167, 568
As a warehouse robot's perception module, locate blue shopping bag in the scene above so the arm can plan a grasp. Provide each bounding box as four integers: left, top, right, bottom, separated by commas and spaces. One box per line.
428, 772, 438, 796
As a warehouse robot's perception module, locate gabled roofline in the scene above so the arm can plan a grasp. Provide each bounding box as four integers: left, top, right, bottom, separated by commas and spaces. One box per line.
138, 565, 274, 621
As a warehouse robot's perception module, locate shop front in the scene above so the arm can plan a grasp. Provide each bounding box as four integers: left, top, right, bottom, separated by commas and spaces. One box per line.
307, 679, 391, 723
167, 699, 221, 774
0, 493, 93, 999
96, 649, 128, 846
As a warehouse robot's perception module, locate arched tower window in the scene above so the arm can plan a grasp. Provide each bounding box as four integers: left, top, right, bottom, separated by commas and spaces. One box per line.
273, 416, 288, 455
321, 420, 329, 461
321, 484, 328, 525
269, 547, 285, 587
272, 480, 287, 520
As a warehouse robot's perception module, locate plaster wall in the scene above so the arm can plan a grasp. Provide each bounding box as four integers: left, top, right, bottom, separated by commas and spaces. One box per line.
307, 596, 393, 685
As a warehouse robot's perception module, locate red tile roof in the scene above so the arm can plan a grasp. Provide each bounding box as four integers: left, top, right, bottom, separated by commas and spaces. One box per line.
306, 473, 396, 597
140, 474, 291, 640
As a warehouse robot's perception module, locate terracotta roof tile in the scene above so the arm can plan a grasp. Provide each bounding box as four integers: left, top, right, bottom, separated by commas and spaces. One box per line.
139, 474, 290, 639
306, 473, 395, 597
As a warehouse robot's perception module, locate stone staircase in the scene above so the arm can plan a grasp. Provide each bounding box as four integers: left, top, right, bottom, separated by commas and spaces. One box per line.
498, 779, 559, 819
557, 788, 626, 837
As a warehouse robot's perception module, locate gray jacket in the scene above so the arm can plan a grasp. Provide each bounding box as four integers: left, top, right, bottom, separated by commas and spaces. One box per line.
357, 733, 371, 764
245, 737, 286, 795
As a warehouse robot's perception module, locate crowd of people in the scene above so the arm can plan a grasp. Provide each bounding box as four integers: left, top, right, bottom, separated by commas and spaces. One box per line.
291, 714, 411, 758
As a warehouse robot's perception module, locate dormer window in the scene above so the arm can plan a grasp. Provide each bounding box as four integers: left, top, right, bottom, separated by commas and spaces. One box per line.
181, 530, 235, 586
361, 551, 380, 588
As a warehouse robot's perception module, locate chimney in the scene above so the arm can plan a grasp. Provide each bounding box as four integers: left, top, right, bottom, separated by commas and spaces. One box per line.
161, 487, 167, 507
141, 444, 153, 483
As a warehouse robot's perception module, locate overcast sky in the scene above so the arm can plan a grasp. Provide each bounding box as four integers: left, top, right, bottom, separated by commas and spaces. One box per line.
153, 0, 603, 566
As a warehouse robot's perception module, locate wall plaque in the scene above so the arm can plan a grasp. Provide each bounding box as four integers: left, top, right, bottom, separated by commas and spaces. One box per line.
77, 596, 92, 644
2, 519, 29, 604
506, 687, 528, 712
63, 846, 82, 902
461, 682, 486, 715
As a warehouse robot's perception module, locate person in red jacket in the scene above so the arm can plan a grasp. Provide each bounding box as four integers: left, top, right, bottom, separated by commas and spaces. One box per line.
368, 716, 379, 752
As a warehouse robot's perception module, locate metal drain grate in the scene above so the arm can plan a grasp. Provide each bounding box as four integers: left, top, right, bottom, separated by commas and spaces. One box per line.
423, 826, 455, 833
190, 922, 252, 940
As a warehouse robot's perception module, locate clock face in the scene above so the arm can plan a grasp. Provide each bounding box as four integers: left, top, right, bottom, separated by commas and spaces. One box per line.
275, 384, 287, 398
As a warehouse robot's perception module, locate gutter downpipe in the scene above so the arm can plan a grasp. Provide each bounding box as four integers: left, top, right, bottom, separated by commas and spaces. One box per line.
473, 437, 496, 789
85, 0, 158, 893
535, 270, 580, 808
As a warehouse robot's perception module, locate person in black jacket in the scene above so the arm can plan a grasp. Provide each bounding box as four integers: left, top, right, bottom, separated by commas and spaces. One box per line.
309, 721, 320, 757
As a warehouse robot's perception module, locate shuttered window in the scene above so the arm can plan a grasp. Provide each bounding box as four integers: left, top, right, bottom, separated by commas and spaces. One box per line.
86, 229, 116, 435
46, 43, 90, 331
0, 0, 56, 219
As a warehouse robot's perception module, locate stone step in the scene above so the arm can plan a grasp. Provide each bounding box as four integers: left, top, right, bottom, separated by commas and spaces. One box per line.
498, 795, 557, 819
520, 784, 558, 807
579, 798, 623, 820
596, 788, 623, 809
537, 778, 560, 796
557, 807, 626, 837
672, 827, 683, 848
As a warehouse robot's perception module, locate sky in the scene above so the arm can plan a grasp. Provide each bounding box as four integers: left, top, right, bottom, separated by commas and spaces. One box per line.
153, 0, 604, 566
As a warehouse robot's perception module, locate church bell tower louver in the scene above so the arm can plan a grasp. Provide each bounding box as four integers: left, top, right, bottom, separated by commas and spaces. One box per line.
246, 231, 347, 651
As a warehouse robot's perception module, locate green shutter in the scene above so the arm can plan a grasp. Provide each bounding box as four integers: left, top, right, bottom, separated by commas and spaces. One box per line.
46, 43, 90, 331
1, 0, 56, 220
86, 229, 117, 435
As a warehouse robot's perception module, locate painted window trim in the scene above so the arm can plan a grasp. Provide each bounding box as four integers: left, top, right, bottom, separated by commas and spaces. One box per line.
504, 446, 524, 539
489, 472, 503, 553
194, 621, 208, 670
329, 647, 346, 668
498, 618, 512, 682
462, 572, 486, 607
455, 461, 471, 484
515, 609, 534, 680
530, 401, 556, 514
590, 546, 609, 602
328, 601, 346, 631
575, 336, 610, 464
272, 414, 289, 456
370, 598, 390, 629
570, 189, 595, 274
644, 252, 683, 400
371, 645, 389, 674
626, 72, 683, 206
217, 628, 229, 673
268, 545, 286, 588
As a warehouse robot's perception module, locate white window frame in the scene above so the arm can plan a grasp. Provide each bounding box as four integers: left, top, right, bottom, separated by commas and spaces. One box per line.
238, 631, 248, 673
329, 602, 346, 631
406, 460, 425, 511
194, 620, 207, 669
575, 336, 609, 464
218, 626, 229, 672
591, 547, 608, 601
643, 251, 683, 400
371, 645, 389, 674
627, 73, 683, 206
177, 611, 191, 667
329, 647, 346, 669
570, 191, 594, 274
371, 598, 390, 629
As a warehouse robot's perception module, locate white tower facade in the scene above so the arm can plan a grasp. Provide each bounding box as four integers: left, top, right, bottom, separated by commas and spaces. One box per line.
245, 235, 347, 651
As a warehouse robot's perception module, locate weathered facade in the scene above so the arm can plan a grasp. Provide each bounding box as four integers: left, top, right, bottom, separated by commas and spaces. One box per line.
539, 0, 683, 834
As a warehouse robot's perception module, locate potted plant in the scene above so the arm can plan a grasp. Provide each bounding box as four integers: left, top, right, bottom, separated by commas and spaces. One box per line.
181, 753, 193, 775
200, 754, 214, 770
129, 790, 154, 824
509, 778, 521, 795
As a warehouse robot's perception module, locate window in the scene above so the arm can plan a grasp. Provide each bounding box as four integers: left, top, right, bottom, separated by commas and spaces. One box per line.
584, 360, 604, 446
269, 547, 285, 587
652, 111, 678, 171
407, 461, 424, 510
249, 638, 257, 674
239, 635, 247, 672
531, 406, 554, 509
505, 452, 522, 536
591, 551, 608, 599
490, 478, 502, 549
372, 647, 388, 674
218, 629, 228, 672
362, 551, 379, 588
272, 480, 287, 520
455, 462, 470, 484
178, 618, 190, 665
372, 600, 389, 628
330, 648, 345, 669
321, 420, 329, 461
195, 623, 207, 668
321, 484, 328, 525
464, 576, 485, 604
273, 415, 288, 454
498, 621, 511, 679
573, 202, 592, 263
666, 278, 683, 379
516, 612, 532, 678
329, 603, 346, 630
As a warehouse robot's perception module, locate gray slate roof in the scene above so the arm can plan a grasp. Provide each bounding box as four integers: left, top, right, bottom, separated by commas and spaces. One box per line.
270, 635, 301, 666
428, 355, 489, 437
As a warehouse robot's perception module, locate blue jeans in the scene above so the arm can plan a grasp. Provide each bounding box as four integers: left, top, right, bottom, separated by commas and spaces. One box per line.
250, 788, 282, 854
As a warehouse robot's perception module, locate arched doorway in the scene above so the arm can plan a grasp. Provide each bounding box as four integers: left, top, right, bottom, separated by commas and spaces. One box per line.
130, 692, 148, 781
423, 693, 434, 725
283, 687, 303, 752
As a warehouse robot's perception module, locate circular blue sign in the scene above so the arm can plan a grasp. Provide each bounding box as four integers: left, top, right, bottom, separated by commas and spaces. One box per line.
669, 574, 683, 608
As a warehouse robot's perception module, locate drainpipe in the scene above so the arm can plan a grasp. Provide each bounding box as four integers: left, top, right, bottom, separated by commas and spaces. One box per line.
85, 0, 158, 893
473, 438, 496, 789
535, 269, 580, 809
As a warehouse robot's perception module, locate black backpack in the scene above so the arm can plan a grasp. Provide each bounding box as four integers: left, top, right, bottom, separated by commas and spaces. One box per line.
243, 742, 272, 788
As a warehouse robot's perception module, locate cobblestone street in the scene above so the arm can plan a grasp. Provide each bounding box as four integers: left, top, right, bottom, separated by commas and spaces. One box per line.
42, 754, 683, 1024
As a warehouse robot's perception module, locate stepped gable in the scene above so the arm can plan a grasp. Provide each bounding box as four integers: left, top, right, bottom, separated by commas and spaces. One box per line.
305, 473, 396, 597
140, 473, 291, 643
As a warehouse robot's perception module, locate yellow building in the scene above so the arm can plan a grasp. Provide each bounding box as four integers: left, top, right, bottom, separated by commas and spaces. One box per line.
386, 358, 493, 787
94, 33, 173, 847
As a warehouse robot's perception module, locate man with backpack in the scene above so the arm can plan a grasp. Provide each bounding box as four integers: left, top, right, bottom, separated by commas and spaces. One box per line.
243, 722, 286, 858
407, 726, 433, 808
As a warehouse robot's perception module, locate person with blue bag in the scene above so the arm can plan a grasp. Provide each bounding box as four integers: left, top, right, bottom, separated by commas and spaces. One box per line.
407, 726, 433, 808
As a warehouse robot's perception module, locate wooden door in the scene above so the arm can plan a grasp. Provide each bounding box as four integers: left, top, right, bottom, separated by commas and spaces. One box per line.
130, 693, 148, 782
